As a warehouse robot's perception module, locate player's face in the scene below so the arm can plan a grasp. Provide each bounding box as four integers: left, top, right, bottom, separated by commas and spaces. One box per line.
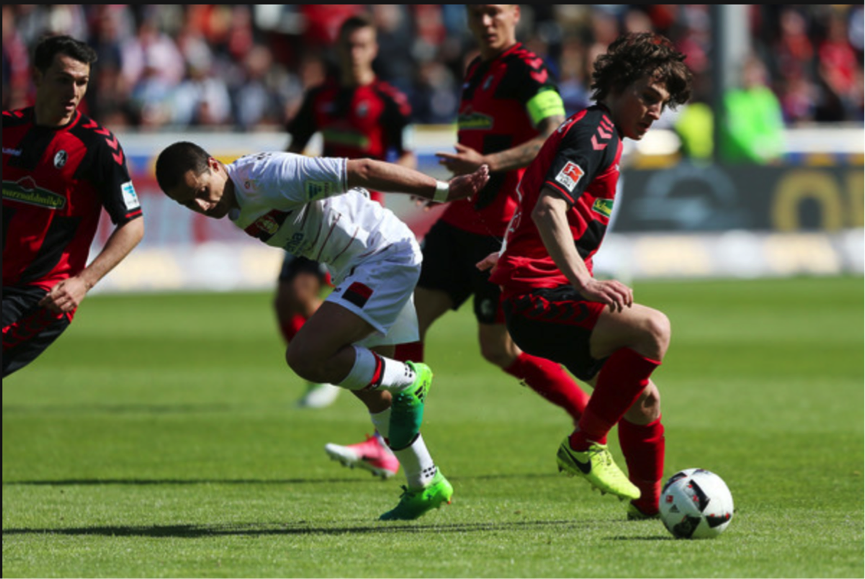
606, 75, 670, 140
467, 4, 520, 59
33, 53, 90, 127
167, 158, 235, 220
339, 26, 377, 79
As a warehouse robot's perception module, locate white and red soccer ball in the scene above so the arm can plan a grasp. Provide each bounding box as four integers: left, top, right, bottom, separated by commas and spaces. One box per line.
659, 468, 735, 539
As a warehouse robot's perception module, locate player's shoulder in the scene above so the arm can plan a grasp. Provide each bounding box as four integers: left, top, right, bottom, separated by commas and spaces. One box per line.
568, 106, 617, 137
505, 43, 552, 73
2, 107, 32, 128
372, 79, 411, 109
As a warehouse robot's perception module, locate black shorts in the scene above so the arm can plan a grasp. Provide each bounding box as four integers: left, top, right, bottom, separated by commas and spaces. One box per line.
277, 252, 330, 284
2, 286, 72, 378
418, 220, 504, 324
502, 285, 608, 382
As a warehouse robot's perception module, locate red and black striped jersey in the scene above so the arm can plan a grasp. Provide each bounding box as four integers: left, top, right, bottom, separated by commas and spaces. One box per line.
287, 76, 412, 205
490, 105, 623, 296
441, 42, 560, 237
2, 107, 142, 290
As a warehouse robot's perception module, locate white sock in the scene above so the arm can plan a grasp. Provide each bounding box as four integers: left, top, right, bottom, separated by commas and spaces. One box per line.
370, 408, 391, 441
393, 434, 437, 489
337, 346, 416, 393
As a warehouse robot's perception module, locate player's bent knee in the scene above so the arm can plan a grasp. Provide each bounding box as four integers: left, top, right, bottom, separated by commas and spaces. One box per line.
644, 310, 671, 357
285, 343, 325, 382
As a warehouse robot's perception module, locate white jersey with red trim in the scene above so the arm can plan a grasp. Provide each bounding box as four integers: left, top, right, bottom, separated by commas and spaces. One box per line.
226, 152, 415, 283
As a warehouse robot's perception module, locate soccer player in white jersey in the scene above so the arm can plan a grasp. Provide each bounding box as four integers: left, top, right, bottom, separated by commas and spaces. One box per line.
154, 141, 489, 520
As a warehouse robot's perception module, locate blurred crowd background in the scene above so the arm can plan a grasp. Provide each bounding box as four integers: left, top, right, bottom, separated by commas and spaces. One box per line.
3, 4, 863, 133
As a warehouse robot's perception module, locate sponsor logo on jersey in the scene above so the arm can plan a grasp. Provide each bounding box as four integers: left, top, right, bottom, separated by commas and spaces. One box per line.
457, 112, 494, 131
3, 177, 66, 210
121, 181, 140, 210
2, 147, 22, 156
53, 150, 68, 169
305, 180, 335, 200
555, 162, 584, 192
320, 128, 370, 149
356, 101, 369, 118
591, 198, 614, 218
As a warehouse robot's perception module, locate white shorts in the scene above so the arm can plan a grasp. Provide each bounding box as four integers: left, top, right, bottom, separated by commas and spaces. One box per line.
325, 239, 421, 348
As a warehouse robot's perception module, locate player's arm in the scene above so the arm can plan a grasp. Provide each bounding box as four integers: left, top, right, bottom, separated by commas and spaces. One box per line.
346, 158, 489, 203
532, 189, 633, 313
38, 217, 144, 314
437, 76, 566, 175
531, 187, 632, 313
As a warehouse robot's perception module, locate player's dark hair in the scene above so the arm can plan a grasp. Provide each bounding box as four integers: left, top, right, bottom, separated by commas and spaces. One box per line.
591, 32, 692, 109
33, 34, 98, 73
338, 13, 375, 42
155, 141, 211, 195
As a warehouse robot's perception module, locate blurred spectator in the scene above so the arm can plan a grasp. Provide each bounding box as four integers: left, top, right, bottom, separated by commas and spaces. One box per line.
2, 4, 32, 111
1, 4, 861, 131
720, 55, 785, 164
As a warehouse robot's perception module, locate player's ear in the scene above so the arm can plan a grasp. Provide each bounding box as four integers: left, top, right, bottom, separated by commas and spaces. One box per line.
513, 5, 521, 24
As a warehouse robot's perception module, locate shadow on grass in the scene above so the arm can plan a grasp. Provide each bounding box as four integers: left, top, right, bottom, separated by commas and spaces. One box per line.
3, 519, 606, 538
2, 473, 560, 486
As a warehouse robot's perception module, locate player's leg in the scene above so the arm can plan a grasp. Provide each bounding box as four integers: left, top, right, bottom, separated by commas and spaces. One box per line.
393, 220, 471, 364
558, 302, 669, 501
468, 231, 589, 424
365, 347, 452, 521
274, 253, 340, 408
478, 322, 590, 425
2, 286, 71, 378
619, 379, 664, 519
501, 286, 647, 501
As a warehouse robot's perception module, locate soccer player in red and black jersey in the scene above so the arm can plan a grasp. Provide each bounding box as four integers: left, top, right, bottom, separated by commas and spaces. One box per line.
399, 5, 591, 427
486, 32, 693, 518
2, 34, 144, 378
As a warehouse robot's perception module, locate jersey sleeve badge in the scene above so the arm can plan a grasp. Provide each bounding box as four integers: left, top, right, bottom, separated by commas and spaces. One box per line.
555, 162, 585, 192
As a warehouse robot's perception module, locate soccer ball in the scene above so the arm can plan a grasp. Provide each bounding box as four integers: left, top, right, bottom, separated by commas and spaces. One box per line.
659, 468, 734, 539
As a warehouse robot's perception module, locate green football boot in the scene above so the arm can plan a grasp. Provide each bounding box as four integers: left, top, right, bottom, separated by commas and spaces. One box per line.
387, 361, 432, 450
556, 437, 641, 501
379, 469, 453, 521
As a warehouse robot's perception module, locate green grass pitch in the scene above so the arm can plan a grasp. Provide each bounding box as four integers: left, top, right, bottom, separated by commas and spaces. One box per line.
3, 276, 863, 578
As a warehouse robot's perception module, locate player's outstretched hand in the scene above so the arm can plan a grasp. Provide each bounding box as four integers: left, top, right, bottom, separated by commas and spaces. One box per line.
446, 164, 489, 202
578, 277, 634, 313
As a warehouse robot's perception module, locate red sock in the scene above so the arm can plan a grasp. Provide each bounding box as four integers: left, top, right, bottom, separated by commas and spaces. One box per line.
394, 341, 424, 363
279, 313, 307, 343
570, 348, 660, 450
618, 417, 665, 515
504, 353, 589, 423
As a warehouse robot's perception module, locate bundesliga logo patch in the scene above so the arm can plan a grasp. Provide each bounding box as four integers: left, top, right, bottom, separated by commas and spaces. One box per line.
555, 162, 584, 192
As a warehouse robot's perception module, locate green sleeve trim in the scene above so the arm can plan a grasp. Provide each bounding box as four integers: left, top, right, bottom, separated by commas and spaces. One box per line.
526, 89, 565, 126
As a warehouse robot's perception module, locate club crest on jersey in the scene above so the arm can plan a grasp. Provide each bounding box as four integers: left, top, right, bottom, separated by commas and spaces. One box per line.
555, 162, 584, 192
592, 198, 614, 218
256, 215, 280, 235
356, 101, 369, 117
482, 75, 494, 91
53, 150, 67, 169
